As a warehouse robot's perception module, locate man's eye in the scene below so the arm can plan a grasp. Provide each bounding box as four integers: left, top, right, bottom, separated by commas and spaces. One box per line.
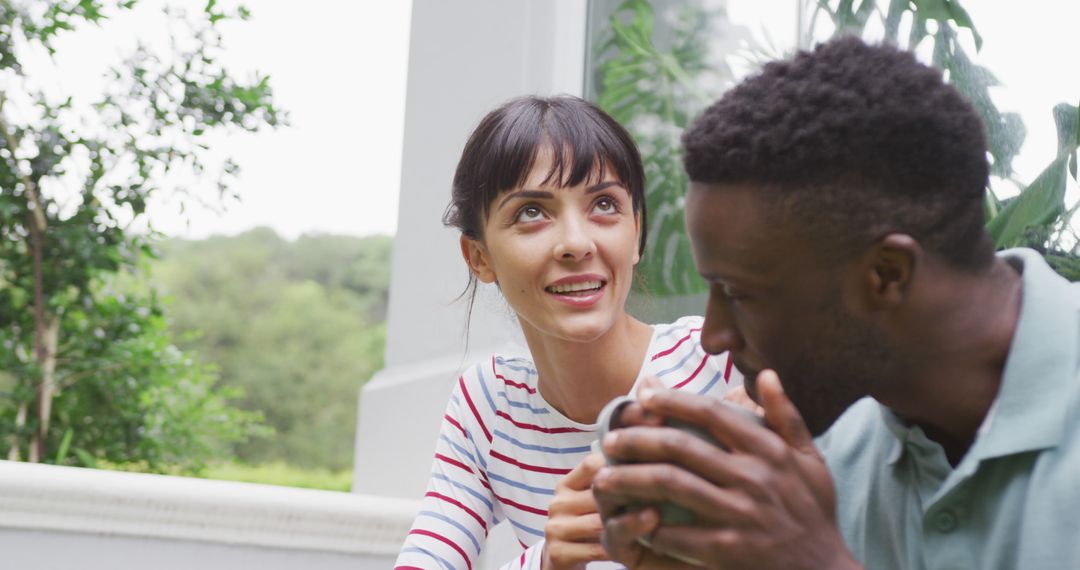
719, 283, 744, 302
592, 197, 617, 215
515, 205, 544, 223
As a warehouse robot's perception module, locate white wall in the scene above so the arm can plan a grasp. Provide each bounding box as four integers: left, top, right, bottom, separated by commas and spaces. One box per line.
352, 1, 588, 567
0, 460, 416, 569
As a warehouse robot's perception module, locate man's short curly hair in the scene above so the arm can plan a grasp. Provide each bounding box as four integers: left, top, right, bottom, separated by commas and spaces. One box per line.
682, 36, 993, 270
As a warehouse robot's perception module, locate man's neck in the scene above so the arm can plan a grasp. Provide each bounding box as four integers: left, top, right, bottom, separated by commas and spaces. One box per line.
878, 259, 1023, 465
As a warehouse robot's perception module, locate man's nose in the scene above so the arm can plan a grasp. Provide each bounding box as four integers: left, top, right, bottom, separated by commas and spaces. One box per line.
701, 291, 744, 355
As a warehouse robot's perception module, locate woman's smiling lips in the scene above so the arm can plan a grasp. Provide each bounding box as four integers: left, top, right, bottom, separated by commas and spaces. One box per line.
544, 274, 608, 307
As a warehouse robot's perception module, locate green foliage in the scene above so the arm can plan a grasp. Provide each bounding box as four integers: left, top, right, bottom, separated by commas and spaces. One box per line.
594, 0, 1080, 290
151, 229, 390, 471
593, 0, 747, 295
0, 1, 281, 470
201, 461, 353, 492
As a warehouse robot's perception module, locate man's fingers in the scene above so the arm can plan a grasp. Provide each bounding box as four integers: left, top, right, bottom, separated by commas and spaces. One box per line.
647, 525, 736, 567
637, 388, 774, 455
592, 463, 752, 525
600, 425, 752, 491
758, 370, 815, 453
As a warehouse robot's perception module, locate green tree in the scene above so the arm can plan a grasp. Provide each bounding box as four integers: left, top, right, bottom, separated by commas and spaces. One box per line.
152, 229, 389, 470
0, 0, 280, 472
592, 0, 1080, 291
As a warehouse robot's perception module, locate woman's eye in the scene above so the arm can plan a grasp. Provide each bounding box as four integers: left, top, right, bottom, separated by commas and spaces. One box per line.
593, 197, 617, 215
515, 205, 545, 223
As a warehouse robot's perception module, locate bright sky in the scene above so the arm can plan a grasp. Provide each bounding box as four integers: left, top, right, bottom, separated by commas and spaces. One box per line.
35, 0, 411, 240
28, 1, 1079, 240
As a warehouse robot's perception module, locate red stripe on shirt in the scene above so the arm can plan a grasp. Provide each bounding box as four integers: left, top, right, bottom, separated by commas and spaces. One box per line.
459, 376, 492, 443
672, 353, 710, 389
494, 355, 538, 394
435, 453, 474, 474
444, 414, 468, 438
427, 491, 488, 532
724, 353, 733, 383
408, 529, 473, 570
651, 327, 701, 361
491, 449, 572, 475
496, 410, 584, 434
496, 494, 549, 516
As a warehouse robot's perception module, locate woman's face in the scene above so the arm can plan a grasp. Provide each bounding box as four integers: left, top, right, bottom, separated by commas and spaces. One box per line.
462, 151, 641, 344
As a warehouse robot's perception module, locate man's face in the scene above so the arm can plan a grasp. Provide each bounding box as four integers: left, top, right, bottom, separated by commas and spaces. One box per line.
685, 182, 892, 435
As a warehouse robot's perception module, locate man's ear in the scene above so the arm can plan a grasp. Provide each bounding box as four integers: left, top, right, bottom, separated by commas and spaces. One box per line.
460, 235, 497, 284
861, 233, 920, 308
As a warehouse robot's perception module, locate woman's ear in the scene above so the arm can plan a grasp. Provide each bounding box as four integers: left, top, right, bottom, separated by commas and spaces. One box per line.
460, 235, 497, 284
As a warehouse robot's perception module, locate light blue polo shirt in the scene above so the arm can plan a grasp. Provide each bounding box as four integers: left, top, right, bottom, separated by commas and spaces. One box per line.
817, 249, 1080, 569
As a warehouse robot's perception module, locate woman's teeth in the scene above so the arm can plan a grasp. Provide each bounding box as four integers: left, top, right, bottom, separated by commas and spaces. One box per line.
547, 280, 603, 294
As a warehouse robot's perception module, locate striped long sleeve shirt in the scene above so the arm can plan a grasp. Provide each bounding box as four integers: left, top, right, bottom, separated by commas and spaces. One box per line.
394, 316, 742, 570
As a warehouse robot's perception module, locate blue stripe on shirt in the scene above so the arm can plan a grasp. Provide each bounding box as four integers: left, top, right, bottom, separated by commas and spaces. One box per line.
475, 363, 499, 414
495, 356, 537, 375
507, 517, 546, 538
418, 510, 482, 554
431, 472, 494, 512
400, 546, 456, 570
696, 368, 725, 396
655, 347, 698, 378
487, 471, 556, 496
498, 392, 551, 414
439, 434, 477, 465
493, 429, 592, 454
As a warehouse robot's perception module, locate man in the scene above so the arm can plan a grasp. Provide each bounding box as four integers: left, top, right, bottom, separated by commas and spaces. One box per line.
592, 36, 1080, 569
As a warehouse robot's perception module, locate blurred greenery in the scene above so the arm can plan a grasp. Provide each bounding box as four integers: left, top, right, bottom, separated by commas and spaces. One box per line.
150, 228, 391, 471
202, 461, 353, 492
591, 0, 1080, 289
1, 0, 282, 472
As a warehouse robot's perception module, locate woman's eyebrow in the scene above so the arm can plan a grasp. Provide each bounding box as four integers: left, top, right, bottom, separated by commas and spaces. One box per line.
587, 181, 625, 194
496, 189, 554, 211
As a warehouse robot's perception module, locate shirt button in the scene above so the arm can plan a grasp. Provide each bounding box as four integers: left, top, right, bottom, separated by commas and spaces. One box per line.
935, 510, 958, 533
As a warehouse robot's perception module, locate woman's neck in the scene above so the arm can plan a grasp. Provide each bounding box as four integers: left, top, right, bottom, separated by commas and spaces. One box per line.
521, 315, 654, 424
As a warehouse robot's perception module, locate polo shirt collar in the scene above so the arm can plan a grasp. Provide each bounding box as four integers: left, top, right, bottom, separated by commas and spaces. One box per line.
970, 248, 1078, 462
879, 248, 1077, 465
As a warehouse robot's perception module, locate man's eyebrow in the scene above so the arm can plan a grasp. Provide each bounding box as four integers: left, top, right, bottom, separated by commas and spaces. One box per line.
497, 189, 554, 211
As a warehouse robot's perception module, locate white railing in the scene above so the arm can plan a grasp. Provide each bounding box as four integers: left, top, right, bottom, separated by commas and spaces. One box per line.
0, 460, 418, 569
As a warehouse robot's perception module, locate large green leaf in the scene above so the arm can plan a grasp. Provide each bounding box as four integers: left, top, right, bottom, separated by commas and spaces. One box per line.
986, 156, 1068, 248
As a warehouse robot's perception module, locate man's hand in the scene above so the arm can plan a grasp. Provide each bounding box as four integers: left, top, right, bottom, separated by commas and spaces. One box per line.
592, 371, 860, 569
542, 453, 609, 570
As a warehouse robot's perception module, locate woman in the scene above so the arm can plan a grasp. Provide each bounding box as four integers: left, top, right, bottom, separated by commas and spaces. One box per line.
394, 96, 740, 570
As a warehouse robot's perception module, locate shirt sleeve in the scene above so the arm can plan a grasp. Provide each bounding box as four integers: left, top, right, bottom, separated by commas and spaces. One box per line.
395, 380, 501, 570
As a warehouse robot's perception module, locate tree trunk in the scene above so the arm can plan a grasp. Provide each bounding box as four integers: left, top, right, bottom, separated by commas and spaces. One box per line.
29, 315, 60, 463
8, 403, 27, 461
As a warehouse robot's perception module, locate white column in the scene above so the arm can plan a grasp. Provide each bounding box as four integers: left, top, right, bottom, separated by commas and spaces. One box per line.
353, 0, 587, 499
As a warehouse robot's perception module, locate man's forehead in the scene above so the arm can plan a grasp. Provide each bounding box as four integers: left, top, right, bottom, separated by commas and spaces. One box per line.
686, 182, 785, 281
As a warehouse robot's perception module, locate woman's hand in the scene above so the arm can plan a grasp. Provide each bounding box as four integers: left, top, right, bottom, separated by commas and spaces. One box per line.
542, 452, 609, 570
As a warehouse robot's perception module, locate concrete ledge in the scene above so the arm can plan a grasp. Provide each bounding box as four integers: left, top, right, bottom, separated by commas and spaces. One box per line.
0, 460, 419, 555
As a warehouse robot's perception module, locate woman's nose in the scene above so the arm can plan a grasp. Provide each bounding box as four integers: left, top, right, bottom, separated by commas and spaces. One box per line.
552, 217, 596, 261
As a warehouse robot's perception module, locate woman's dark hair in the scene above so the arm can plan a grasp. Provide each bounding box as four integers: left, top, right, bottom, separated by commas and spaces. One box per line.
444, 95, 647, 325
